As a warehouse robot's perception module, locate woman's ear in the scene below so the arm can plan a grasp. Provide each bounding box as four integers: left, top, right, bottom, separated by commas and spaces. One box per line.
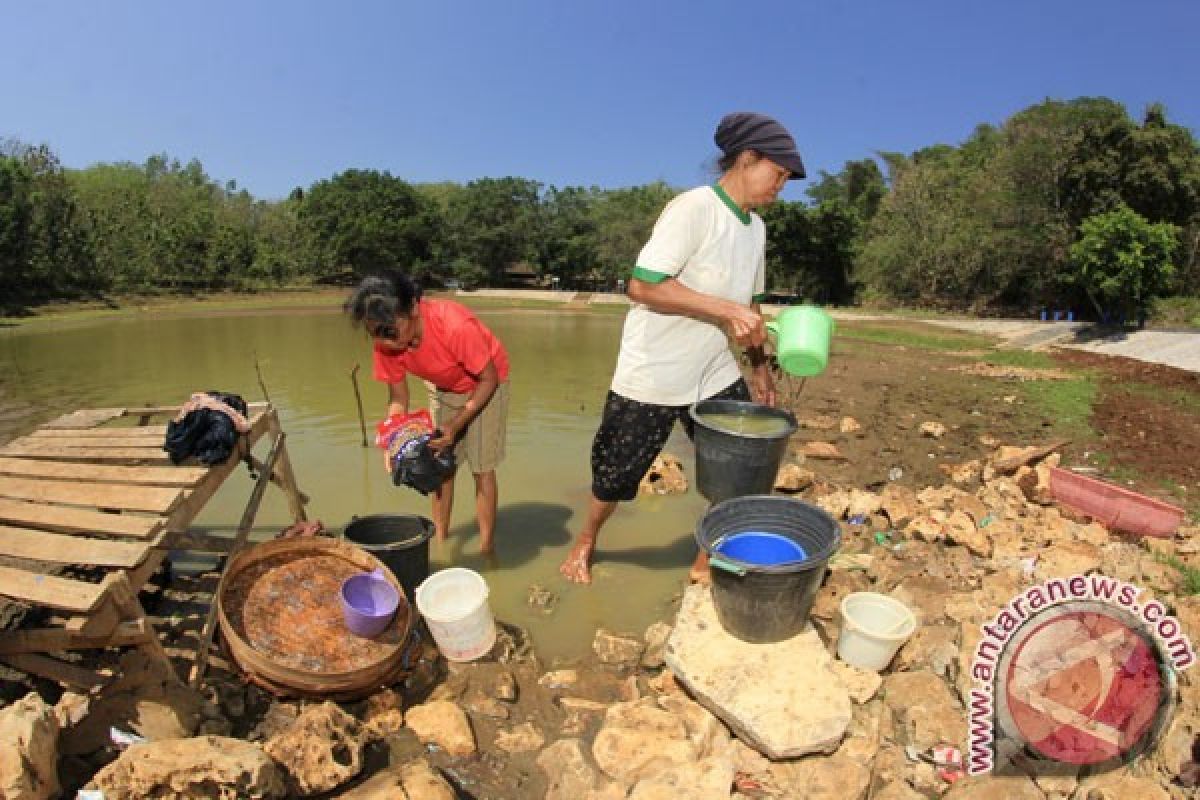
738, 150, 763, 169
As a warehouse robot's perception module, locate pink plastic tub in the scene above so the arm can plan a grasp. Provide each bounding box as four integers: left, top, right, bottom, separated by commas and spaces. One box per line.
1049, 467, 1185, 538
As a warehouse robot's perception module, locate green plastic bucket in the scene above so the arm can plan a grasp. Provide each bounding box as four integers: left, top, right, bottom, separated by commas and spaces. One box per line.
766, 305, 834, 377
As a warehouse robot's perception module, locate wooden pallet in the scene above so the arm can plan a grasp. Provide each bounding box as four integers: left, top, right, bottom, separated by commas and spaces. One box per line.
0, 402, 308, 691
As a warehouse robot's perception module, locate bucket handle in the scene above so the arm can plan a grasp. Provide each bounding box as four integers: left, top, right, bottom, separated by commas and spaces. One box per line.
708, 556, 747, 576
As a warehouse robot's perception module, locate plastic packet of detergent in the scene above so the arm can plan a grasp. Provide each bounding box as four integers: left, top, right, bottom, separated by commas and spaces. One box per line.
376, 410, 434, 469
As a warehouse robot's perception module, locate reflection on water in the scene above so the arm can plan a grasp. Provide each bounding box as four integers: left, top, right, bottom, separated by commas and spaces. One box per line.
0, 308, 711, 662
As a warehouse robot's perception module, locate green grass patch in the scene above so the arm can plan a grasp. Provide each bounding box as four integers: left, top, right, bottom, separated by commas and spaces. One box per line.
1156, 553, 1200, 596
836, 322, 995, 352
983, 349, 1057, 370
1013, 373, 1098, 440
1149, 296, 1200, 330
1119, 382, 1200, 414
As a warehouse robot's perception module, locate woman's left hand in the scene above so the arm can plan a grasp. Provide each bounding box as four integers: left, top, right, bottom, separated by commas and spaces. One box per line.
428, 425, 458, 453
750, 365, 777, 407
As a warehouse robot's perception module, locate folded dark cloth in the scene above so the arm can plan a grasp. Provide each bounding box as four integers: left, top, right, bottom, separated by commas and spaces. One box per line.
164, 390, 250, 466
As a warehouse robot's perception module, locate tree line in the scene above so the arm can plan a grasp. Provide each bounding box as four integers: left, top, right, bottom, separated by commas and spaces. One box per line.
2, 96, 1197, 319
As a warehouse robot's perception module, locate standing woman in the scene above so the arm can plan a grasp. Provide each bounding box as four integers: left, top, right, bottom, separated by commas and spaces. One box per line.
560, 112, 805, 584
345, 274, 511, 554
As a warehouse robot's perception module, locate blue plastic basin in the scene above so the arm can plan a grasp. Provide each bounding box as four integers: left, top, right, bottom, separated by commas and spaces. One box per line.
715, 531, 808, 566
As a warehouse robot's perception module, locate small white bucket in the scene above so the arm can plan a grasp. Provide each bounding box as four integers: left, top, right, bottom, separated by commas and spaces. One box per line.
837, 592, 917, 672
414, 567, 496, 662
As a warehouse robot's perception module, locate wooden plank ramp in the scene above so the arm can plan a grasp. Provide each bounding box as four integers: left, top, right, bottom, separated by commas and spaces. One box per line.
30, 426, 168, 439
0, 565, 105, 612
0, 476, 184, 513
0, 458, 207, 487
0, 525, 151, 568
0, 442, 172, 463
0, 497, 162, 539
41, 409, 126, 429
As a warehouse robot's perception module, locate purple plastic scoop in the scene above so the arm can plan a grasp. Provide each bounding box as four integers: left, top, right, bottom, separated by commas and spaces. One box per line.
340, 568, 399, 638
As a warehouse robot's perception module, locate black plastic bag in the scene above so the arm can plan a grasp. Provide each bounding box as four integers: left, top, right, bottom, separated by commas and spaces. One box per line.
391, 435, 456, 495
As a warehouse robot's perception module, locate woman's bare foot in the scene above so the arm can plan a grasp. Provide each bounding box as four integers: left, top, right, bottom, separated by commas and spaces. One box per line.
559, 538, 595, 584
688, 550, 711, 585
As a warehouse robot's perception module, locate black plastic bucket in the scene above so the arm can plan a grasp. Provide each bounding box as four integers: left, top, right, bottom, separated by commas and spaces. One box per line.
342, 514, 434, 603
688, 400, 798, 504
695, 495, 840, 643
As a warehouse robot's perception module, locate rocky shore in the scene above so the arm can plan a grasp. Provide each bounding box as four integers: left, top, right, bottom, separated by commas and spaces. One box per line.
2, 439, 1198, 799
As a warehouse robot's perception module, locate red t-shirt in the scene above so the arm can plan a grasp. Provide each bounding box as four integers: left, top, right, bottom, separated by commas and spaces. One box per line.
372, 299, 510, 394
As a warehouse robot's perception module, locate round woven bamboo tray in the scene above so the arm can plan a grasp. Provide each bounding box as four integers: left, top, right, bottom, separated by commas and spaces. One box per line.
216, 537, 414, 698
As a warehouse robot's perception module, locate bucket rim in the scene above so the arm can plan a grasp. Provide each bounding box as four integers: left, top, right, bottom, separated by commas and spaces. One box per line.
414, 567, 490, 622
688, 399, 799, 440
343, 513, 435, 547
840, 592, 916, 640
694, 495, 841, 571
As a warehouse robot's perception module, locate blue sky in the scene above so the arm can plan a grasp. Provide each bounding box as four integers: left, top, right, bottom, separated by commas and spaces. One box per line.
4, 1, 1197, 202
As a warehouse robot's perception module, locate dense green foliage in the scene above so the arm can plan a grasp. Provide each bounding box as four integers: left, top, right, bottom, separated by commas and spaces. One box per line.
1070, 205, 1178, 320
2, 96, 1197, 318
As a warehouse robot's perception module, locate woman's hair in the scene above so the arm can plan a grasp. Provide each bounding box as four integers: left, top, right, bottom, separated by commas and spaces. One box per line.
714, 148, 761, 175
343, 272, 423, 328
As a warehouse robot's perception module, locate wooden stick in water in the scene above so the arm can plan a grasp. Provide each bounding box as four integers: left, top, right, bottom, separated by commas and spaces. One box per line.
253, 352, 272, 405
350, 364, 368, 447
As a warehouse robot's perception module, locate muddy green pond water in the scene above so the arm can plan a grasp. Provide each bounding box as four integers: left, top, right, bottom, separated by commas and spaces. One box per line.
0, 307, 721, 662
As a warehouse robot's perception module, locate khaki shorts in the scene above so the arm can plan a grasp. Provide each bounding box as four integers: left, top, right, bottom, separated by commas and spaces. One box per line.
426, 381, 509, 474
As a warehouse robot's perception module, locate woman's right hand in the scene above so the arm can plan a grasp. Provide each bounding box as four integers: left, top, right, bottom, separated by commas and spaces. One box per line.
723, 304, 766, 347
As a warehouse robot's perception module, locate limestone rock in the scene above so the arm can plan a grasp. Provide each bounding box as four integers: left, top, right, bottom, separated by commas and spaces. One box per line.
264, 701, 367, 796
895, 622, 959, 679
336, 759, 456, 800
362, 689, 405, 739
871, 783, 926, 800
920, 421, 947, 438
0, 693, 59, 800
61, 649, 203, 756
1035, 540, 1103, 580
816, 488, 852, 519
641, 621, 672, 668
626, 754, 736, 799
944, 509, 991, 557
538, 738, 624, 800
880, 484, 920, 528
800, 414, 839, 430
593, 628, 644, 666
399, 760, 458, 800
665, 584, 852, 759
404, 700, 476, 757
494, 721, 545, 753
90, 736, 284, 799
592, 699, 696, 783
905, 513, 945, 543
847, 488, 883, 519
462, 687, 510, 719
774, 463, 815, 492
943, 774, 1044, 799
769, 751, 872, 800
803, 441, 846, 460
539, 669, 579, 690
1072, 772, 1171, 799
810, 568, 869, 622
640, 453, 687, 495
840, 416, 863, 434
828, 660, 882, 704
883, 671, 964, 751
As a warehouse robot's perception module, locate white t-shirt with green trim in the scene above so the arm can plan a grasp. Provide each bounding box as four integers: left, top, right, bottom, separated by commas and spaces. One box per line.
610, 185, 766, 406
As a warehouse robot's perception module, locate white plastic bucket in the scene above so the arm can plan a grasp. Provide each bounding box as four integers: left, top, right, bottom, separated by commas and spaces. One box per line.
414, 567, 496, 662
837, 592, 917, 671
